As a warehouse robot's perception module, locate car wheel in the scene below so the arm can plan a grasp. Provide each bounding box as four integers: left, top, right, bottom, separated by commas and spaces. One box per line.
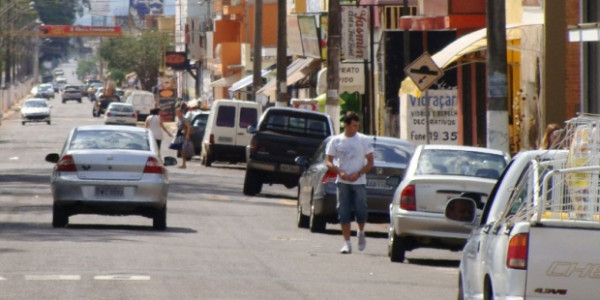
483, 277, 493, 300
47, 120, 51, 125
243, 168, 262, 196
388, 228, 406, 263
153, 205, 167, 230
21, 121, 25, 125
62, 100, 65, 103
78, 99, 82, 103
309, 205, 327, 233
296, 185, 309, 228
457, 272, 464, 300
204, 152, 213, 167
52, 206, 68, 228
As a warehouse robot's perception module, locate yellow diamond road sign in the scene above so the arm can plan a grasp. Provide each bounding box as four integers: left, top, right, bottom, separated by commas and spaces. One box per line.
404, 52, 444, 91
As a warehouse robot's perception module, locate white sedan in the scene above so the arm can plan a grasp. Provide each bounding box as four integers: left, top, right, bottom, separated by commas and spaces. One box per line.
21, 98, 51, 125
104, 102, 137, 126
45, 125, 177, 230
388, 144, 509, 262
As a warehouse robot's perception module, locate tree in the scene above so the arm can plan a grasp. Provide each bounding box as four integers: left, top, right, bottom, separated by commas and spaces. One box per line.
99, 31, 172, 90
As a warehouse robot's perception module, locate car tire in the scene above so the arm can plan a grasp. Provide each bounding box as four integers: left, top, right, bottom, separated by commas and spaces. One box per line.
243, 169, 262, 196
47, 120, 51, 125
52, 206, 68, 228
21, 121, 25, 125
483, 277, 493, 300
153, 205, 167, 230
78, 99, 82, 103
204, 152, 213, 167
296, 186, 309, 228
388, 230, 406, 263
309, 200, 326, 233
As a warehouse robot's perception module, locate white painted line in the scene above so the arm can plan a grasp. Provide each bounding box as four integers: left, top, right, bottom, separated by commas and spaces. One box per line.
25, 275, 81, 281
94, 275, 150, 281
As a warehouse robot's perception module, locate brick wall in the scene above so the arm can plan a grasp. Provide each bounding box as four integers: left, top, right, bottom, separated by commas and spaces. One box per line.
565, 0, 581, 118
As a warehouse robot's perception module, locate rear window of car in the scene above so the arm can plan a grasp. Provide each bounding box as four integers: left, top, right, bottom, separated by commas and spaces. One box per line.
372, 143, 412, 164
108, 104, 134, 112
216, 106, 235, 127
65, 86, 80, 91
192, 114, 208, 126
262, 114, 329, 138
415, 149, 507, 178
70, 130, 150, 151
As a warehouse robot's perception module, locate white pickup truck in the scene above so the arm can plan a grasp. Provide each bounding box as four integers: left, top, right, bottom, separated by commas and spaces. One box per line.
447, 122, 600, 300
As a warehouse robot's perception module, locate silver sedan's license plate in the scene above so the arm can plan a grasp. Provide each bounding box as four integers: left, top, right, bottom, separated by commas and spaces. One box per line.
367, 179, 392, 189
95, 186, 124, 197
280, 164, 300, 173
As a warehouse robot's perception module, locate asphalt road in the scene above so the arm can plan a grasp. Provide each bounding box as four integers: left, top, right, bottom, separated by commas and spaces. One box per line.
0, 62, 462, 299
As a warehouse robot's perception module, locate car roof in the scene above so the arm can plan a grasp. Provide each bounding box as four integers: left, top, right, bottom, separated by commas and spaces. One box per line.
25, 98, 48, 102
108, 102, 133, 107
74, 125, 147, 133
417, 144, 507, 156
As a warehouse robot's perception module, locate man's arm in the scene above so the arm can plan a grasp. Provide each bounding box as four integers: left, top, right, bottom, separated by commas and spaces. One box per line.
326, 155, 348, 181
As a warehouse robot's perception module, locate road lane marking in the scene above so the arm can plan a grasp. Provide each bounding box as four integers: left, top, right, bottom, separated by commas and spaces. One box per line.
94, 275, 150, 280
25, 275, 81, 281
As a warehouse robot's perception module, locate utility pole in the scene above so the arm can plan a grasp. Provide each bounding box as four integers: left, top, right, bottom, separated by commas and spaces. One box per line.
326, 0, 341, 133
485, 0, 508, 153
276, 0, 288, 107
252, 0, 262, 102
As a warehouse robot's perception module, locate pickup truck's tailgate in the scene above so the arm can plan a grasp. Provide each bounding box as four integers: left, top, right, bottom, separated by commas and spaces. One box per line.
254, 132, 323, 162
526, 226, 600, 299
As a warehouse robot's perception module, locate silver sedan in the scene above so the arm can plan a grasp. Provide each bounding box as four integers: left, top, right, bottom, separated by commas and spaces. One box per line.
45, 125, 177, 230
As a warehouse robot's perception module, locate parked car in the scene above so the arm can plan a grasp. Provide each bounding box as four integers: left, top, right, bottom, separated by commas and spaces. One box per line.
185, 110, 210, 155
125, 90, 156, 121
61, 85, 83, 103
104, 102, 137, 126
201, 99, 262, 167
243, 107, 333, 195
44, 125, 178, 230
388, 144, 509, 262
21, 98, 51, 125
296, 136, 416, 232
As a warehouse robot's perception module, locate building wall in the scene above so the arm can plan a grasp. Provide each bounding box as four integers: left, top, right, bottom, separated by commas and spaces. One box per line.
565, 0, 581, 117
247, 3, 279, 47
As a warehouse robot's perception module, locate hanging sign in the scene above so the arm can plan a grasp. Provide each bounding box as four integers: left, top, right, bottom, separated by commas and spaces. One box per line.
341, 6, 369, 60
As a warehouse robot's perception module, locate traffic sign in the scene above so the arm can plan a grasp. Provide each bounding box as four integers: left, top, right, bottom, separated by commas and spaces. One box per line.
404, 52, 444, 91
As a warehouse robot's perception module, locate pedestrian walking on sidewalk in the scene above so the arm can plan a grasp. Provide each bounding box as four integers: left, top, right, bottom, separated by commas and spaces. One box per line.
325, 111, 374, 254
145, 107, 172, 158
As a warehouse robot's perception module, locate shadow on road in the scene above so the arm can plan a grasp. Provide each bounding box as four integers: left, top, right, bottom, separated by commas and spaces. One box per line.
407, 258, 460, 268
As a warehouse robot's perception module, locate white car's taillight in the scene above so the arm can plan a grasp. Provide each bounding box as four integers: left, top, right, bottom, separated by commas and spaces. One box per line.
507, 233, 528, 269
56, 155, 77, 172
400, 184, 416, 211
143, 157, 164, 174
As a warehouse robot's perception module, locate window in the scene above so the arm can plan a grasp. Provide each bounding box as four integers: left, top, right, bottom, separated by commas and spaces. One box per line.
239, 107, 257, 128
216, 106, 235, 127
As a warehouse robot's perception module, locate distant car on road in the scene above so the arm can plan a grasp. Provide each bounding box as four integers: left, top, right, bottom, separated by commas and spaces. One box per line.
61, 85, 83, 103
44, 125, 178, 230
296, 136, 416, 232
36, 83, 55, 99
387, 144, 509, 263
104, 102, 137, 126
21, 98, 51, 125
185, 110, 210, 155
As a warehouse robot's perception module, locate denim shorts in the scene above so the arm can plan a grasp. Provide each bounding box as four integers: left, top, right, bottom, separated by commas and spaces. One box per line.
336, 183, 368, 224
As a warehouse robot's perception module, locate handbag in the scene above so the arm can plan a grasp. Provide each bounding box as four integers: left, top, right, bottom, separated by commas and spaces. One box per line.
169, 135, 185, 150
182, 139, 195, 158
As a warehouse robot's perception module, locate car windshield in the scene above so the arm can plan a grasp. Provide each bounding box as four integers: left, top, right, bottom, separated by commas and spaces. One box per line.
416, 149, 506, 178
372, 143, 412, 164
108, 104, 133, 112
69, 130, 150, 151
192, 114, 208, 126
24, 101, 48, 108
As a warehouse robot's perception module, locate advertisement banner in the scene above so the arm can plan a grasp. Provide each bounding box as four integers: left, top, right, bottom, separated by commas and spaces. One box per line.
400, 89, 459, 145
341, 6, 369, 60
319, 14, 328, 61
339, 63, 365, 94
287, 15, 304, 56
39, 25, 122, 37
298, 15, 321, 59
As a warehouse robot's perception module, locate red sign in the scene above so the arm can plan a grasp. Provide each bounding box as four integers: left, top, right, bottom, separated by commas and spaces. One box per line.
39, 25, 122, 37
165, 52, 189, 70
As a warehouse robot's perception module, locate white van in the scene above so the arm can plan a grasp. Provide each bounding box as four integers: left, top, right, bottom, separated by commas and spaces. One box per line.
125, 91, 156, 121
201, 99, 262, 166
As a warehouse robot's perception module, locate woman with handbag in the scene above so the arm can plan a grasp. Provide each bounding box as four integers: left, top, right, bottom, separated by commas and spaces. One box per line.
145, 107, 172, 158
174, 107, 192, 169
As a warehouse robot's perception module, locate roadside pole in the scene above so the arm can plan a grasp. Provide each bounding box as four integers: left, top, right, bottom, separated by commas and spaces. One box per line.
276, 0, 288, 107
326, 0, 341, 133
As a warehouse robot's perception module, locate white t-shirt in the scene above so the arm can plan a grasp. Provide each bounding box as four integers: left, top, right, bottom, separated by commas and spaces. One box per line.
325, 132, 374, 185
146, 115, 163, 140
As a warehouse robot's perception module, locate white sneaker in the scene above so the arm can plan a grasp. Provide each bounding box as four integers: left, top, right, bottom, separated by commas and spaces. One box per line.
358, 231, 366, 251
340, 243, 352, 254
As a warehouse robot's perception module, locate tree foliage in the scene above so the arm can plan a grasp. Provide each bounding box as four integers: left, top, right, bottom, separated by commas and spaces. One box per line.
99, 31, 172, 90
76, 58, 97, 81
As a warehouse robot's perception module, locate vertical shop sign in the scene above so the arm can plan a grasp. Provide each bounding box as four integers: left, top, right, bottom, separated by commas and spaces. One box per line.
341, 6, 369, 60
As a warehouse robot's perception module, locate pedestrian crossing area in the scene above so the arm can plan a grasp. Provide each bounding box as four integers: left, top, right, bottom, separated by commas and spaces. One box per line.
0, 274, 151, 281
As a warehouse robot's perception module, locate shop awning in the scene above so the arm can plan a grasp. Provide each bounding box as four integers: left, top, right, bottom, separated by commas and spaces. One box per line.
400, 22, 544, 96
256, 58, 321, 99
228, 65, 277, 93
210, 73, 242, 87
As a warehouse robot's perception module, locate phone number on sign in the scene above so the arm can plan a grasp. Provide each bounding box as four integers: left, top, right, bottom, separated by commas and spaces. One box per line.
410, 131, 458, 142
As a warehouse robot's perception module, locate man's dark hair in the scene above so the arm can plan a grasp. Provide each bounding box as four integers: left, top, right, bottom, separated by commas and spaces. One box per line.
343, 111, 360, 124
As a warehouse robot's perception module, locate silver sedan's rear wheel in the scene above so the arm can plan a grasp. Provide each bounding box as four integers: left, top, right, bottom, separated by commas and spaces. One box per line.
388, 226, 405, 263
309, 202, 326, 233
153, 205, 167, 230
296, 196, 309, 228
457, 272, 464, 300
52, 206, 68, 228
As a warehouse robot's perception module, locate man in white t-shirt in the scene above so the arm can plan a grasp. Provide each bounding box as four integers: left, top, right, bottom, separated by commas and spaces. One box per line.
325, 111, 374, 254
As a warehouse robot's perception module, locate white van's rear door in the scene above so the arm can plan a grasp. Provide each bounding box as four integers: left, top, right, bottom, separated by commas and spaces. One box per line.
235, 103, 260, 147
212, 102, 237, 146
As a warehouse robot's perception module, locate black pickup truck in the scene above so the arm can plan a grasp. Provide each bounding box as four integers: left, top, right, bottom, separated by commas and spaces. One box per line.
243, 107, 334, 196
